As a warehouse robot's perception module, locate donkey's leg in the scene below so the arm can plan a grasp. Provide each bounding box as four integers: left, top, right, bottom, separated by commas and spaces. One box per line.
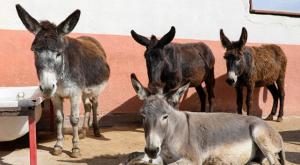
246, 85, 254, 116
265, 84, 279, 121
276, 78, 285, 122
250, 125, 280, 165
235, 86, 243, 114
52, 95, 64, 156
196, 85, 206, 112
169, 158, 193, 165
205, 67, 215, 112
122, 152, 163, 165
81, 95, 92, 138
70, 94, 81, 158
91, 96, 100, 137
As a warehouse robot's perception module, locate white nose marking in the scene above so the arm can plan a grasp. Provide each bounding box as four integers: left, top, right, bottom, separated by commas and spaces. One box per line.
147, 132, 161, 150
40, 70, 57, 88
228, 71, 238, 83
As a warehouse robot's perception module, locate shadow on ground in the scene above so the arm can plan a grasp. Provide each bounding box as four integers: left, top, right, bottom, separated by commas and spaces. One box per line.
280, 130, 300, 145
0, 152, 13, 165
100, 126, 143, 134
280, 130, 300, 164
58, 154, 128, 165
0, 134, 30, 165
285, 151, 300, 164
37, 144, 73, 158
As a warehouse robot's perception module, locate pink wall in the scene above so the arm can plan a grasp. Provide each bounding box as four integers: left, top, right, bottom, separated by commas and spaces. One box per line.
0, 29, 299, 117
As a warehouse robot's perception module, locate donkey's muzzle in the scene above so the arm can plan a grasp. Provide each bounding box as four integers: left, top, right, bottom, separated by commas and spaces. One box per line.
39, 84, 55, 97
145, 147, 159, 159
226, 78, 235, 86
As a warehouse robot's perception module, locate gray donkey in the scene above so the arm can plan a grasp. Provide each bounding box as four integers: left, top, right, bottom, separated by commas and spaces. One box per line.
127, 73, 285, 165
16, 4, 110, 157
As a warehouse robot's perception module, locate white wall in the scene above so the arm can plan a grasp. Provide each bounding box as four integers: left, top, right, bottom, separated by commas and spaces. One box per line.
1, 0, 300, 44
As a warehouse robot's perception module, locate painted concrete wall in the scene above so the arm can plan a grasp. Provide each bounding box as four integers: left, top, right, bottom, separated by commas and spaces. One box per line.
1, 0, 300, 44
0, 0, 300, 117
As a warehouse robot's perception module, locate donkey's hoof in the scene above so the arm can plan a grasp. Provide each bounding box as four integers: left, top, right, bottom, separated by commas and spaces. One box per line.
93, 128, 101, 137
80, 128, 88, 139
52, 146, 63, 156
265, 115, 273, 121
277, 117, 283, 122
71, 148, 81, 158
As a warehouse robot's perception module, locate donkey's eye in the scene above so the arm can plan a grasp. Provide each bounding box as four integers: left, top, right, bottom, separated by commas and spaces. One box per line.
56, 53, 61, 58
162, 115, 168, 120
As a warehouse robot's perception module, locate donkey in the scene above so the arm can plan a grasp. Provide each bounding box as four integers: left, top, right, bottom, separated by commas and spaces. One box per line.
131, 27, 215, 112
220, 27, 287, 122
16, 4, 110, 157
129, 74, 285, 165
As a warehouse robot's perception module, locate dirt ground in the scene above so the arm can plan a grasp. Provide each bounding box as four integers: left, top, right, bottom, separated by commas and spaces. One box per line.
0, 116, 299, 165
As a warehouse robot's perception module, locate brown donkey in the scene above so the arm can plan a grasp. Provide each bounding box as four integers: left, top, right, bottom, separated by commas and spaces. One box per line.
131, 27, 215, 112
220, 27, 287, 122
16, 4, 110, 157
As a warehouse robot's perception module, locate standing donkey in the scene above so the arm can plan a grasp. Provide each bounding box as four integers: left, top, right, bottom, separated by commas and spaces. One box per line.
16, 4, 110, 157
131, 27, 215, 112
220, 27, 287, 122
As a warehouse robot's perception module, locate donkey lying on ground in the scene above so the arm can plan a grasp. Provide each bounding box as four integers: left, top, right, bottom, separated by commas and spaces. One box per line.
131, 27, 215, 112
220, 27, 287, 122
127, 73, 285, 165
16, 4, 110, 157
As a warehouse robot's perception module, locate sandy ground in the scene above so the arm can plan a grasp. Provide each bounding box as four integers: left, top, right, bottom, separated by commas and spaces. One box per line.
0, 116, 299, 165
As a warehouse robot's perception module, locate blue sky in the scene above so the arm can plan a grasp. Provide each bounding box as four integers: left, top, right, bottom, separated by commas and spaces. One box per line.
252, 0, 300, 13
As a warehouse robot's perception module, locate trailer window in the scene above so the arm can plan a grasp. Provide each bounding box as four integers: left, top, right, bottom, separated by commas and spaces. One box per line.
250, 0, 300, 17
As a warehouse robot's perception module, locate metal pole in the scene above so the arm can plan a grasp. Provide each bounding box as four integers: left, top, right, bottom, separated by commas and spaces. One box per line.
28, 109, 37, 165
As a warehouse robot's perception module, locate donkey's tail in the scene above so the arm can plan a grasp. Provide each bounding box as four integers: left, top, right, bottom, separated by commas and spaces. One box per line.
279, 149, 286, 165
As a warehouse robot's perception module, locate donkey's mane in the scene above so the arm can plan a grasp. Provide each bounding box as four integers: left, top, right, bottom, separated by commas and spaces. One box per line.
226, 41, 244, 50
32, 21, 63, 51
142, 96, 173, 114
40, 21, 57, 29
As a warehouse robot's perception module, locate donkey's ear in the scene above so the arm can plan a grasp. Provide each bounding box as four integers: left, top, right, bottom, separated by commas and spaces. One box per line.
156, 26, 176, 48
165, 82, 189, 105
57, 9, 80, 35
220, 29, 231, 49
131, 73, 149, 100
131, 30, 150, 46
16, 4, 41, 34
238, 27, 248, 49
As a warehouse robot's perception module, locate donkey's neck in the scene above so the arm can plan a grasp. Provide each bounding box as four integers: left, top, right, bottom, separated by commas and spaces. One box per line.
60, 37, 72, 78
58, 37, 84, 86
240, 48, 254, 79
164, 110, 190, 154
161, 46, 183, 91
163, 45, 180, 70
